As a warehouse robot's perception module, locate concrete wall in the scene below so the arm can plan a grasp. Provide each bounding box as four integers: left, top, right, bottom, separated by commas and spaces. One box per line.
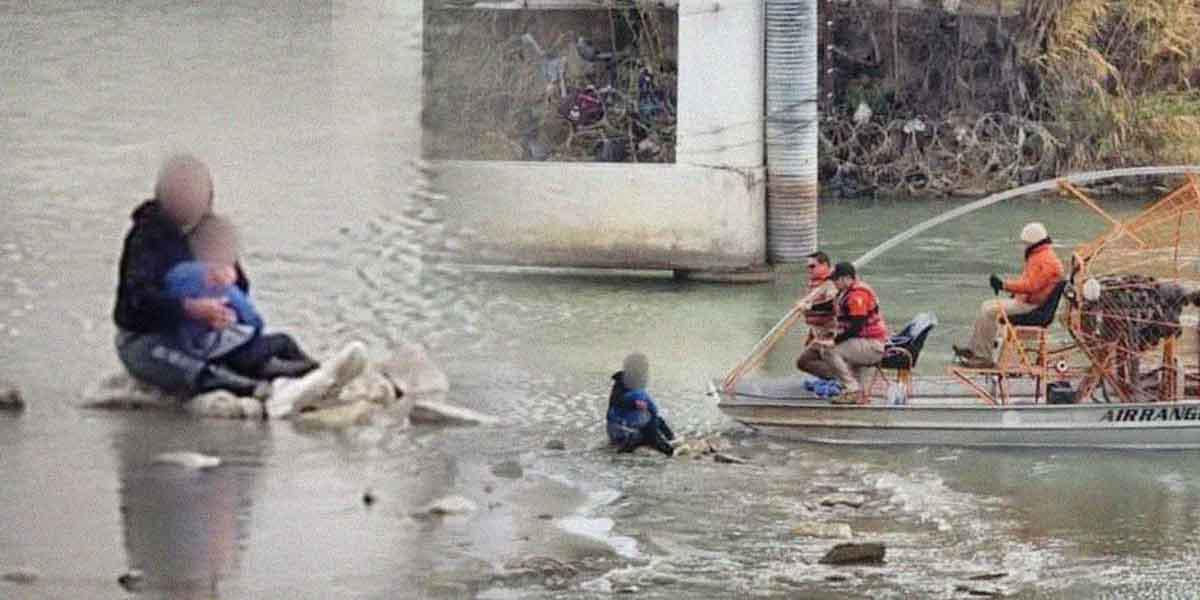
434, 161, 766, 270
430, 0, 768, 271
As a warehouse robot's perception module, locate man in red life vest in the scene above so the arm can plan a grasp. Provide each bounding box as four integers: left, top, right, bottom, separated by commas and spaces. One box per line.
795, 251, 838, 341
796, 262, 889, 402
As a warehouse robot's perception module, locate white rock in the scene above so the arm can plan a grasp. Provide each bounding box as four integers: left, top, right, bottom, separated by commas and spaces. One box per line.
819, 494, 868, 509
81, 372, 182, 410
336, 367, 396, 407
379, 343, 450, 397
185, 390, 263, 420
153, 451, 221, 469
292, 400, 376, 430
409, 399, 497, 426
417, 495, 477, 516
791, 520, 853, 539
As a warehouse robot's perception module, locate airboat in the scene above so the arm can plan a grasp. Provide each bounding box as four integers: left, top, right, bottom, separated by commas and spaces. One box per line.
714, 167, 1200, 448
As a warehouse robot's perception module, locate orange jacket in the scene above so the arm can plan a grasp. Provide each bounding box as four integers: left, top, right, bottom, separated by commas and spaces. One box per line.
1004, 241, 1063, 305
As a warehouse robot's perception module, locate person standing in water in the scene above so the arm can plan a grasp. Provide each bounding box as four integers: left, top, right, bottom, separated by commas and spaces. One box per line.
607, 353, 675, 455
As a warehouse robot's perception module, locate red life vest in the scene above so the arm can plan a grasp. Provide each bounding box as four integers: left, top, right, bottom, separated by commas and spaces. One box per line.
806, 264, 836, 328
836, 281, 888, 341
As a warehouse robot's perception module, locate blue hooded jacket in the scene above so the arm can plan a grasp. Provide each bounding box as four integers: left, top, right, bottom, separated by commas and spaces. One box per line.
164, 261, 263, 358
606, 371, 660, 445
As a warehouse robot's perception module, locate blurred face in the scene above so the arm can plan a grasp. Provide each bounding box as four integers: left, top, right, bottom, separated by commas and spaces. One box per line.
158, 162, 213, 230
834, 275, 853, 291
190, 225, 238, 265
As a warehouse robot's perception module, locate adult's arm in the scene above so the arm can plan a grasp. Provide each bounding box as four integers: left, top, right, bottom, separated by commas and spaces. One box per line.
115, 226, 185, 331
834, 317, 866, 344
1004, 260, 1052, 296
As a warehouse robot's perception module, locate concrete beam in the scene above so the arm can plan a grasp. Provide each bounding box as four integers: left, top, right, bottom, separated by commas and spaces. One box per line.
434, 161, 767, 271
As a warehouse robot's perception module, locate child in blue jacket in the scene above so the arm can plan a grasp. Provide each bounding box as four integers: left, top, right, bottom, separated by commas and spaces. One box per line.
165, 215, 318, 380
607, 353, 675, 455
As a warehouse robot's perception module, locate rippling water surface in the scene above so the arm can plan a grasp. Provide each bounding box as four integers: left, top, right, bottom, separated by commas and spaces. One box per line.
3, 3, 1200, 599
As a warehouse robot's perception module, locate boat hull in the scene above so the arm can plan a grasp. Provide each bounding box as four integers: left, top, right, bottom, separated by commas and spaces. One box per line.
715, 378, 1200, 449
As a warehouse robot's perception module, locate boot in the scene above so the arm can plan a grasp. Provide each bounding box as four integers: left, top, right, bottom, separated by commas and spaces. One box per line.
258, 358, 319, 379
196, 365, 270, 398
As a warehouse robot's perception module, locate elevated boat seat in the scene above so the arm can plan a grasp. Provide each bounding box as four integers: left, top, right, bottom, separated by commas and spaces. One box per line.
870, 313, 937, 396
951, 280, 1069, 404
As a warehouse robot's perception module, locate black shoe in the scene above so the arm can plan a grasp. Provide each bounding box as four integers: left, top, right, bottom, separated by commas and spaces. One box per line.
259, 358, 320, 379
197, 366, 269, 398
952, 345, 977, 360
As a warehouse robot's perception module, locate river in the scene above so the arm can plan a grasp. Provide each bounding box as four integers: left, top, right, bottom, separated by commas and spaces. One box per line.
2, 3, 1200, 599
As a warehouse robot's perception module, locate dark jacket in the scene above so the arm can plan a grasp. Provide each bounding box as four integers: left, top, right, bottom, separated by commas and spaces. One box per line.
113, 200, 248, 333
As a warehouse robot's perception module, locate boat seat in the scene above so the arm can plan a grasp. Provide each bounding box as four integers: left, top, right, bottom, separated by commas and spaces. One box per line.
870, 313, 937, 397
950, 281, 1068, 404
1008, 280, 1068, 328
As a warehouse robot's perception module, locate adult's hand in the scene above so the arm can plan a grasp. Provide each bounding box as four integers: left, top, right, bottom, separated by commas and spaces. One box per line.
989, 274, 1004, 295
183, 297, 235, 330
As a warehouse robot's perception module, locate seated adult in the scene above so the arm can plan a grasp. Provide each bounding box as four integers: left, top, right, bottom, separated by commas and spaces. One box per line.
953, 222, 1064, 368
795, 251, 838, 342
113, 155, 273, 398
796, 262, 889, 403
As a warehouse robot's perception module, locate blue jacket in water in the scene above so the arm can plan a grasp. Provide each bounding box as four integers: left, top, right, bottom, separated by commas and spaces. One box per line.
606, 371, 673, 454
165, 261, 263, 359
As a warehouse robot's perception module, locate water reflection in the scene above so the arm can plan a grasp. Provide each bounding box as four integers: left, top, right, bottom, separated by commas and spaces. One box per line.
114, 414, 269, 598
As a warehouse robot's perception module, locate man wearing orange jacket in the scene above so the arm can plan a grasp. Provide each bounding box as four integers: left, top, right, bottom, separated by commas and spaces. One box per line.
954, 222, 1064, 367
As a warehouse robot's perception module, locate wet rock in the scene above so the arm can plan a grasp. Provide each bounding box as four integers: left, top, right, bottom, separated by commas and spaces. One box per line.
335, 367, 396, 407
409, 399, 497, 426
826, 573, 851, 582
491, 460, 524, 479
646, 574, 678, 585
153, 451, 220, 469
615, 584, 640, 594
955, 583, 1006, 597
378, 343, 449, 397
0, 383, 24, 411
497, 556, 579, 587
819, 494, 867, 509
819, 542, 886, 565
416, 496, 477, 517
117, 569, 144, 592
712, 452, 747, 464
704, 435, 732, 453
186, 390, 263, 420
790, 520, 852, 539
82, 372, 182, 410
967, 572, 1008, 581
544, 439, 566, 451
293, 400, 375, 430
2, 568, 38, 585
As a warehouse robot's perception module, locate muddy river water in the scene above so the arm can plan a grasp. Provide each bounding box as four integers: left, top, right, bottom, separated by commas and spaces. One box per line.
3, 3, 1200, 599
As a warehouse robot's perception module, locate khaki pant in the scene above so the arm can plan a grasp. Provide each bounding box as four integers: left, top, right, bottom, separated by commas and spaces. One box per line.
969, 298, 1037, 358
796, 338, 886, 393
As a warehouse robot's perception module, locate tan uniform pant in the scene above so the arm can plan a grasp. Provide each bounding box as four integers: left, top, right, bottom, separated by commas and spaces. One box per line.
969, 298, 1037, 358
796, 338, 886, 393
